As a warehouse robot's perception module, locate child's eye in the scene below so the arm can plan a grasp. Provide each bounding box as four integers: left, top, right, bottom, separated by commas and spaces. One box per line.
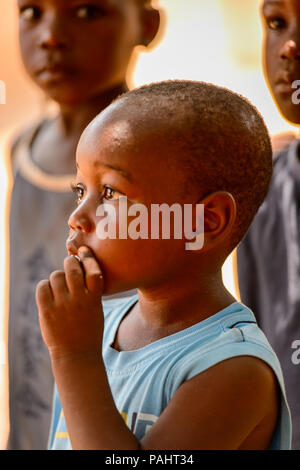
71, 183, 86, 204
102, 186, 121, 202
75, 5, 107, 20
19, 6, 42, 21
266, 17, 286, 30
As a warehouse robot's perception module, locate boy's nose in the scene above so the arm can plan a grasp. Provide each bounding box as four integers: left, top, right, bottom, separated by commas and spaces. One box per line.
280, 39, 300, 60
39, 16, 69, 50
68, 210, 93, 234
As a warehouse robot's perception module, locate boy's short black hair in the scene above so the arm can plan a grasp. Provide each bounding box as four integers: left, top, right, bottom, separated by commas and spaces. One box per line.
117, 80, 273, 251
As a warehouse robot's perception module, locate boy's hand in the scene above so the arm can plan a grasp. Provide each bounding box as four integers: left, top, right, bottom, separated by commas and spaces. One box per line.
36, 247, 104, 361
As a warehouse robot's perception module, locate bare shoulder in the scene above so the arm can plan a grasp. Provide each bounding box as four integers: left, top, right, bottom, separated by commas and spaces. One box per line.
142, 356, 278, 450
184, 355, 278, 426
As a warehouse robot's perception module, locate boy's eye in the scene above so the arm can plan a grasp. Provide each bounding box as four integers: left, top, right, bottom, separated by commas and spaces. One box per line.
19, 6, 42, 21
103, 186, 120, 201
75, 5, 107, 20
266, 17, 286, 30
71, 183, 85, 204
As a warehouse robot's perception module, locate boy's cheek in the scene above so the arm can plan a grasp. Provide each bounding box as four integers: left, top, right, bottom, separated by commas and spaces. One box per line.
90, 238, 145, 293
93, 236, 176, 278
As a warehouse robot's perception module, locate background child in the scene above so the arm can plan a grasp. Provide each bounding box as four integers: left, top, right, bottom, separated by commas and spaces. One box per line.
237, 0, 300, 450
8, 0, 160, 450
37, 81, 291, 450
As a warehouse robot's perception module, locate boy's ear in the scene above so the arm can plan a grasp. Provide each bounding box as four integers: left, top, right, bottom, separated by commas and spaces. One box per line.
139, 4, 162, 48
201, 191, 237, 251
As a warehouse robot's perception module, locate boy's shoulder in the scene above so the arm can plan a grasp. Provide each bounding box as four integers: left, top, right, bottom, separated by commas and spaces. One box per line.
166, 302, 284, 383
10, 120, 45, 157
9, 119, 46, 174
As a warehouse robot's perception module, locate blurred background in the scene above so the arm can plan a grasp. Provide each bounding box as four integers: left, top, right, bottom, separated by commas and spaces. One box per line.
0, 0, 296, 449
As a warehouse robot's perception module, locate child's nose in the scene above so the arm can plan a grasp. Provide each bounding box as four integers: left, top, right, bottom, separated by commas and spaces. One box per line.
280, 39, 300, 60
68, 208, 93, 234
39, 14, 69, 50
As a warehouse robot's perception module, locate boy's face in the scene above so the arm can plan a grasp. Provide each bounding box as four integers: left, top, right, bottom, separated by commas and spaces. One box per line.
261, 0, 300, 124
66, 104, 200, 295
17, 0, 157, 105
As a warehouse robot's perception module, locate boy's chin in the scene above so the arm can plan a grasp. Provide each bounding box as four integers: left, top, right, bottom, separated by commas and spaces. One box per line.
281, 110, 300, 127
274, 97, 300, 126
102, 278, 138, 298
35, 82, 91, 107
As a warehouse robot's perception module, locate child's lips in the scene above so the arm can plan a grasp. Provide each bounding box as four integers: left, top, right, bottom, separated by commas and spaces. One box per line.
275, 72, 300, 94
275, 80, 294, 94
36, 64, 74, 83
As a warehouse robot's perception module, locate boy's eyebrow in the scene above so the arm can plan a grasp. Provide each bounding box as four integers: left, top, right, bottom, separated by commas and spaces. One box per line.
76, 162, 133, 181
263, 0, 284, 7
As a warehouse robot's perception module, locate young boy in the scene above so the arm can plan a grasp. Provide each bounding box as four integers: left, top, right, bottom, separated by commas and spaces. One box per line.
8, 0, 160, 449
237, 0, 300, 450
36, 81, 291, 450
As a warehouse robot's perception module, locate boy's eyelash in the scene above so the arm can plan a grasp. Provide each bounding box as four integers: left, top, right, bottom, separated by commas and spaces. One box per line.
71, 183, 85, 203
19, 5, 42, 20
265, 16, 286, 30
70, 183, 120, 203
19, 4, 107, 21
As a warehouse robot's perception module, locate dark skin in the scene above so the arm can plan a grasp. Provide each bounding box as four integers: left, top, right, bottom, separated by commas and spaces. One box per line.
261, 0, 300, 125
17, 0, 160, 174
36, 102, 278, 450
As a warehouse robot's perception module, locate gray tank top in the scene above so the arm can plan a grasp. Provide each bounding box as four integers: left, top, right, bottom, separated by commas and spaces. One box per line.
8, 121, 77, 449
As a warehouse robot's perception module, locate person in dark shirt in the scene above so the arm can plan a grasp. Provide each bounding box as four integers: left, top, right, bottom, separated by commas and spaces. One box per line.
237, 0, 300, 450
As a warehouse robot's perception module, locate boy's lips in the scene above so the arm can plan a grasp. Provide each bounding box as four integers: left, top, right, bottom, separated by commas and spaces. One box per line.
275, 72, 300, 94
36, 64, 75, 82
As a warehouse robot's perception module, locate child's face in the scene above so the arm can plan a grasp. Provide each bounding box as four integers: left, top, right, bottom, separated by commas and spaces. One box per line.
261, 0, 300, 124
66, 104, 199, 295
17, 0, 150, 105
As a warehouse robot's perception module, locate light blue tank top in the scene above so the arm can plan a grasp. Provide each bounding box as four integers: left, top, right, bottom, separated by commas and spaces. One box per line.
49, 296, 292, 450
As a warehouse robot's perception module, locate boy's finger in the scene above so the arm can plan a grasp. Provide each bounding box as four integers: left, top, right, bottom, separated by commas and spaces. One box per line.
64, 255, 85, 295
49, 270, 69, 299
78, 246, 104, 294
36, 280, 54, 311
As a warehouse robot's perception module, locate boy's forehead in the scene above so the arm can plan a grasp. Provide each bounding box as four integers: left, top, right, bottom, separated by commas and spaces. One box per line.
262, 0, 283, 6
77, 109, 144, 170
76, 104, 182, 184
80, 110, 135, 154
80, 99, 163, 152
17, 0, 140, 12
262, 0, 299, 9
261, 0, 289, 11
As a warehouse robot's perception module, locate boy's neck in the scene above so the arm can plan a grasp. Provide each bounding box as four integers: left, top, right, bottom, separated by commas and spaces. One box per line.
57, 82, 128, 136
136, 269, 236, 329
